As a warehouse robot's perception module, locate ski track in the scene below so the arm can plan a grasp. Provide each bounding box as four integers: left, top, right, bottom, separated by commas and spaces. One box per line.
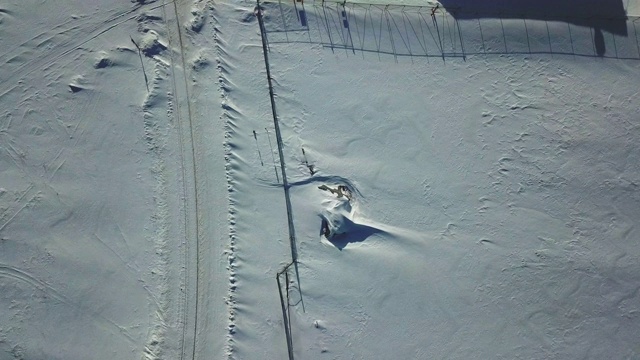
157, 1, 211, 360
0, 264, 138, 345
0, 1, 199, 359
161, 2, 194, 360
162, 1, 231, 359
0, 1, 177, 100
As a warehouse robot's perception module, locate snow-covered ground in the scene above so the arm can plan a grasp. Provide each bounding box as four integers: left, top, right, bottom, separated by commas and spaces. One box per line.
1, 0, 639, 359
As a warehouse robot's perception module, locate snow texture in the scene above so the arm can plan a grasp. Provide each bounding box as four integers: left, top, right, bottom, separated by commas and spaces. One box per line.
1, 0, 639, 359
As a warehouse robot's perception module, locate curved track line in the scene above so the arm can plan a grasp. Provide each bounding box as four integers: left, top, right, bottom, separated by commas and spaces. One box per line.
0, 264, 137, 344
0, 1, 177, 100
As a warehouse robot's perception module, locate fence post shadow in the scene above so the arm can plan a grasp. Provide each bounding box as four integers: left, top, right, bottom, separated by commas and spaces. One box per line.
635, 18, 640, 57
261, 2, 640, 65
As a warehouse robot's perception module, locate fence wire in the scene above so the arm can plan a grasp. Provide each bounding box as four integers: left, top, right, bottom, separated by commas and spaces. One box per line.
263, 0, 640, 60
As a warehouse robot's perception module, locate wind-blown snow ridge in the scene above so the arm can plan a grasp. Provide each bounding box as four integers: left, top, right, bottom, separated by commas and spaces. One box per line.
213, 6, 239, 358
139, 17, 173, 360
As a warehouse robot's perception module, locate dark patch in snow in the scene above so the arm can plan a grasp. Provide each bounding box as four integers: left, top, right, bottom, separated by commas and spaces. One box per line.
594, 28, 606, 56
438, 0, 628, 36
189, 10, 205, 33
69, 84, 83, 93
321, 215, 383, 250
140, 38, 166, 57
136, 13, 162, 23
94, 57, 113, 69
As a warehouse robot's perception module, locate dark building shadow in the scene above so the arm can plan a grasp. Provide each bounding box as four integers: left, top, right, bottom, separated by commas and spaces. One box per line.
261, 0, 639, 60
438, 0, 628, 56
438, 0, 627, 35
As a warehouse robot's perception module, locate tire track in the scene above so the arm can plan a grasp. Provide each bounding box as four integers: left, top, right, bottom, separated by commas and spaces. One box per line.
161, 1, 195, 360
163, 1, 202, 359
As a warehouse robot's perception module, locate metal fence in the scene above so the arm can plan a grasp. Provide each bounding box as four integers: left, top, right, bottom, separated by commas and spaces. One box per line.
262, 0, 640, 60
276, 262, 298, 360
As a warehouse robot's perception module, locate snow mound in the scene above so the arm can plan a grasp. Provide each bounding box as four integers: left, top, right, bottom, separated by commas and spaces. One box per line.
190, 50, 210, 71
188, 8, 206, 33
138, 31, 167, 57
318, 183, 383, 250
94, 52, 114, 69
68, 74, 89, 93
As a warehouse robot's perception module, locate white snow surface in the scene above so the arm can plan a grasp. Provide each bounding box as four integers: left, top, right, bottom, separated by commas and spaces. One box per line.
1, 0, 640, 359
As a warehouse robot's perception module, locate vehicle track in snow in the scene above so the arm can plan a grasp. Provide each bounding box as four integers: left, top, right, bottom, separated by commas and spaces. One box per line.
162, 1, 198, 359
162, 1, 201, 359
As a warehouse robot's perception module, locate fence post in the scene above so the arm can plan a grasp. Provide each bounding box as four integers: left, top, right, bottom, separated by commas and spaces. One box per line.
277, 265, 295, 360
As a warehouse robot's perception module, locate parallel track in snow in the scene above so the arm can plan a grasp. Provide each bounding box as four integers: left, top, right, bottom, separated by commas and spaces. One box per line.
163, 1, 201, 359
